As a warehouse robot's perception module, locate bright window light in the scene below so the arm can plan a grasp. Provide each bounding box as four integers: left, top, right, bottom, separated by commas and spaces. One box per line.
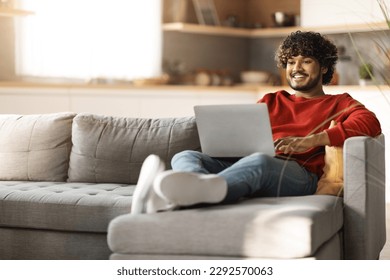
15, 0, 162, 81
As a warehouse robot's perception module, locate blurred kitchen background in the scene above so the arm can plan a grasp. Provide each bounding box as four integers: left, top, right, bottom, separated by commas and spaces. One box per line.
0, 0, 389, 86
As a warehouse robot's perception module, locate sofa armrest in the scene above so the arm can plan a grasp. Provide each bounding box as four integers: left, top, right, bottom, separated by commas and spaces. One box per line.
343, 134, 386, 259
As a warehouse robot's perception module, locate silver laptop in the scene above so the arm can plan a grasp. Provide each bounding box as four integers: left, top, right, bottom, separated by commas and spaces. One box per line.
194, 104, 275, 158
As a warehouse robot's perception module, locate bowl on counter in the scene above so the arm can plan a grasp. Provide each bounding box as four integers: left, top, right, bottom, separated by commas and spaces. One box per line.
240, 70, 271, 85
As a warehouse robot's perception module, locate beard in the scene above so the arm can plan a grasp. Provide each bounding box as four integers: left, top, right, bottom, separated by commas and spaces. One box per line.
287, 72, 322, 92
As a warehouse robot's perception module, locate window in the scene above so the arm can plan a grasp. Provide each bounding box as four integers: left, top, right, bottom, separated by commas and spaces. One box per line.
15, 0, 162, 81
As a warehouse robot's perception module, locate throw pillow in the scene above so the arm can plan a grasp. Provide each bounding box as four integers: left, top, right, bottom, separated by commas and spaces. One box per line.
316, 121, 344, 196
0, 112, 76, 181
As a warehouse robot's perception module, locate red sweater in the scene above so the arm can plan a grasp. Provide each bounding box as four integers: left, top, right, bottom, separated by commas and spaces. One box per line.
258, 90, 381, 177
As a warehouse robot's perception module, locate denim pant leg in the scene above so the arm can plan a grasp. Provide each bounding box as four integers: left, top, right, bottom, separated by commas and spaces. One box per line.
218, 152, 318, 203
171, 151, 318, 204
171, 150, 234, 174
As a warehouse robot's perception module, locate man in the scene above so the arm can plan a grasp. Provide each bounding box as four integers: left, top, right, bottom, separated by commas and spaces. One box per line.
131, 31, 381, 214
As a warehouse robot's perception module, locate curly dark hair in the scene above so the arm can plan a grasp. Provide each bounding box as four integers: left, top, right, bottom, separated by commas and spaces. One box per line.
275, 31, 338, 85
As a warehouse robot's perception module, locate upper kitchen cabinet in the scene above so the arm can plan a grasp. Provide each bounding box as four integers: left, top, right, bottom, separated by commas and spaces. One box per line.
162, 0, 389, 38
301, 0, 389, 27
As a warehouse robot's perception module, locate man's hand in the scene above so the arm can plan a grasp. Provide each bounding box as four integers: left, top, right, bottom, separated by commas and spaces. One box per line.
274, 132, 331, 154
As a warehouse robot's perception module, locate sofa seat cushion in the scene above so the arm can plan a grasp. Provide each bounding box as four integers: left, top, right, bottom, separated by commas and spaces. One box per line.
0, 181, 132, 232
108, 195, 343, 259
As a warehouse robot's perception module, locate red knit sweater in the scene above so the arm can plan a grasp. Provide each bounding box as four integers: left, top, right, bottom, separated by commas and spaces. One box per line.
258, 90, 382, 177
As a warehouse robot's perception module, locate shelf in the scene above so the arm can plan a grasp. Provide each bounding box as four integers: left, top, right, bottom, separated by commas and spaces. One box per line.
0, 7, 34, 17
163, 22, 253, 38
163, 21, 389, 38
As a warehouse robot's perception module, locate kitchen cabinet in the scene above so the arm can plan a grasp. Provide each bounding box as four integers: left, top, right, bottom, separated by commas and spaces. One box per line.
0, 83, 263, 118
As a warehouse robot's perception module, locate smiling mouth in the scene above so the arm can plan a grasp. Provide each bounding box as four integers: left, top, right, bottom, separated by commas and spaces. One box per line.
291, 73, 307, 80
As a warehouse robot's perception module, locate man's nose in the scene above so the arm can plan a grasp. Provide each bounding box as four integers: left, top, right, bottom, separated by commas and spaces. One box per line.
293, 61, 303, 71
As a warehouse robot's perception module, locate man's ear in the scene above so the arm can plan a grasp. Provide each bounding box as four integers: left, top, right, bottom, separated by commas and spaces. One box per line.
321, 67, 328, 74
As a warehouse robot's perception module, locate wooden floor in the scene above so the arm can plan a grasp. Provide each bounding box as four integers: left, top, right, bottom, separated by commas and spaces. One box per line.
379, 203, 390, 260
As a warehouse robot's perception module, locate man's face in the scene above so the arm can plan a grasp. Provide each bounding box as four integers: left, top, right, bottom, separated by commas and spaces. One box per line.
286, 55, 326, 92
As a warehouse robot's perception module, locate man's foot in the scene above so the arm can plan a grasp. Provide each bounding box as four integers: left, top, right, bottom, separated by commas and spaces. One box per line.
153, 171, 227, 208
131, 154, 167, 214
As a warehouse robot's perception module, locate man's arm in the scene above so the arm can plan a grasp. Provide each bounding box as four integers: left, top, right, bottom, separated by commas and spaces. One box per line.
274, 131, 330, 154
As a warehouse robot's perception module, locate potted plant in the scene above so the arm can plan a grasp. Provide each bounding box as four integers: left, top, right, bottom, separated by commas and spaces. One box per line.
358, 63, 374, 86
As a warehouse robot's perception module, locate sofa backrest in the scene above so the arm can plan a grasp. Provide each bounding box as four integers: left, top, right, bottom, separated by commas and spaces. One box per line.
67, 113, 200, 184
0, 112, 76, 181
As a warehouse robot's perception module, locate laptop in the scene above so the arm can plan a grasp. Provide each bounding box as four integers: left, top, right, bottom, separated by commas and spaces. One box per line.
194, 103, 275, 158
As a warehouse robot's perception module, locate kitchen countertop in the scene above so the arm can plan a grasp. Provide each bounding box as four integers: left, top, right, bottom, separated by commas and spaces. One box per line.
0, 81, 388, 93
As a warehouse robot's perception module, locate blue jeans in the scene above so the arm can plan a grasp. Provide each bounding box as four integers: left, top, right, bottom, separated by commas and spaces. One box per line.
171, 151, 318, 203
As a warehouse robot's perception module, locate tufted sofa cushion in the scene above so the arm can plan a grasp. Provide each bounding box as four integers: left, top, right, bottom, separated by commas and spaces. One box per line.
68, 113, 200, 184
0, 181, 132, 232
0, 113, 76, 181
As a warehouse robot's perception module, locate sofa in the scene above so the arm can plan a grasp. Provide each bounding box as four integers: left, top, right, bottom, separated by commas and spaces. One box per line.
0, 112, 386, 260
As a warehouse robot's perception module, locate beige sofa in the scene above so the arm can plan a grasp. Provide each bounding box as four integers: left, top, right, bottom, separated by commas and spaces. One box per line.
0, 112, 386, 259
